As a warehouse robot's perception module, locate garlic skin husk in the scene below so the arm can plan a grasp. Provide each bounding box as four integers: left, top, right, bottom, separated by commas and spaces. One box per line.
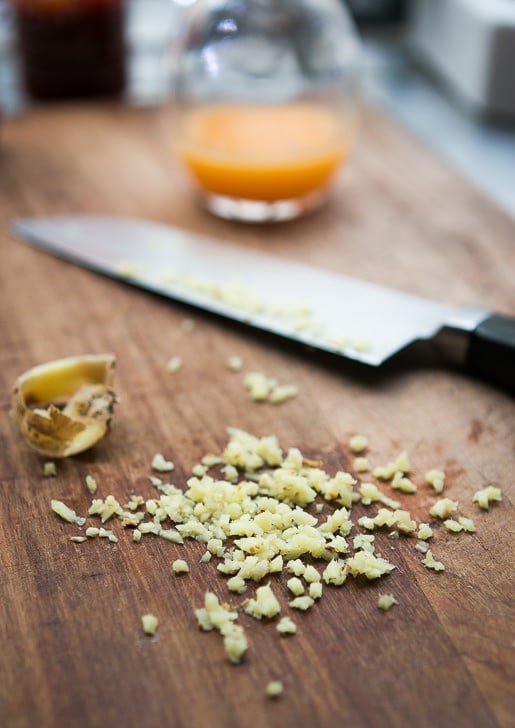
12, 354, 117, 457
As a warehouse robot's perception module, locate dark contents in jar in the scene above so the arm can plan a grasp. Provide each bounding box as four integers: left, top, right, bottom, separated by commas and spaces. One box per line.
14, 0, 126, 100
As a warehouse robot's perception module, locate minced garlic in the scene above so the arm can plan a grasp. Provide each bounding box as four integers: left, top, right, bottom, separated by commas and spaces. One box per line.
51, 499, 86, 526
266, 681, 283, 698
391, 472, 417, 494
227, 576, 246, 594
472, 485, 502, 510
422, 549, 445, 571
443, 519, 464, 533
346, 551, 395, 580
165, 356, 182, 374
151, 453, 175, 472
244, 584, 281, 620
172, 559, 189, 574
269, 384, 298, 405
458, 516, 476, 532
430, 498, 458, 519
378, 593, 398, 611
142, 613, 158, 636
276, 617, 296, 635
50, 425, 501, 670
322, 559, 347, 586
373, 452, 410, 480
195, 592, 248, 664
309, 582, 323, 600
349, 435, 368, 454
85, 474, 97, 494
288, 596, 315, 611
287, 577, 304, 596
425, 469, 445, 494
417, 523, 433, 541
354, 457, 370, 473
44, 461, 57, 477
227, 355, 244, 372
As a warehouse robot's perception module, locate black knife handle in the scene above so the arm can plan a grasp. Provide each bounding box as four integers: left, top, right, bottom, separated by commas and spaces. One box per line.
466, 314, 515, 396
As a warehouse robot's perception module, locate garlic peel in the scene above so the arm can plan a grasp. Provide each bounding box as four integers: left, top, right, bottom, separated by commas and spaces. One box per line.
12, 354, 116, 457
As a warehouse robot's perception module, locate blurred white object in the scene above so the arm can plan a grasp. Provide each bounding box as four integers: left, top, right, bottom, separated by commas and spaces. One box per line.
409, 0, 515, 118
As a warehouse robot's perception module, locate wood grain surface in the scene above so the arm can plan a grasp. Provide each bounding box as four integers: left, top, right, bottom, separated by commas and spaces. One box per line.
0, 102, 514, 728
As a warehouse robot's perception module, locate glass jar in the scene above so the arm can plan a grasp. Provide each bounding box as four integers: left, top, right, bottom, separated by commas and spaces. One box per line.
173, 0, 362, 222
11, 0, 127, 100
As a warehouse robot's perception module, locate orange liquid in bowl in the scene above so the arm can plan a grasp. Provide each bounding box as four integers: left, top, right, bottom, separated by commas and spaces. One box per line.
177, 103, 349, 202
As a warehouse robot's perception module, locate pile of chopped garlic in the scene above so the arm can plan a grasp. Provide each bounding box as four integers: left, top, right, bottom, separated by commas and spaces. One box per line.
50, 428, 501, 667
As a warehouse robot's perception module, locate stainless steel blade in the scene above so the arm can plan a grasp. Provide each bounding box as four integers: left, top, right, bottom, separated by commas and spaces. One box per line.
11, 215, 488, 367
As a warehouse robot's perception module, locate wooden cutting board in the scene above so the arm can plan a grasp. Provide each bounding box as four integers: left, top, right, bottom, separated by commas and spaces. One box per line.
0, 102, 514, 728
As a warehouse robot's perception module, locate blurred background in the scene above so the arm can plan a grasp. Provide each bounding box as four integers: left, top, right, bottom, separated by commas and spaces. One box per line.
1, 0, 514, 219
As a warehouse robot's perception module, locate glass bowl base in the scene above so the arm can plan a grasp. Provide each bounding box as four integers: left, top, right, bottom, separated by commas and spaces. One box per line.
198, 188, 329, 223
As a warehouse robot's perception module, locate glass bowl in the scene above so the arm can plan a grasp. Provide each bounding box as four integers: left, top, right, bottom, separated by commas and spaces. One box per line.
173, 0, 362, 222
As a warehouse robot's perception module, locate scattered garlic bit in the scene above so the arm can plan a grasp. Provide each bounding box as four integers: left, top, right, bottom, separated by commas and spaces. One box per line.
287, 559, 306, 577
98, 527, 118, 543
142, 613, 158, 636
85, 474, 97, 494
444, 519, 464, 533
415, 541, 429, 553
378, 593, 398, 611
346, 551, 396, 580
370, 508, 416, 535
195, 592, 248, 664
288, 596, 315, 611
472, 485, 502, 510
268, 384, 298, 405
349, 435, 368, 454
192, 463, 207, 477
303, 565, 321, 583
133, 530, 142, 543
287, 577, 304, 596
200, 551, 212, 564
43, 461, 57, 477
417, 523, 433, 541
391, 472, 417, 494
425, 469, 445, 494
244, 372, 275, 402
151, 453, 175, 472
70, 536, 87, 543
354, 457, 370, 473
244, 584, 281, 620
430, 498, 458, 519
358, 516, 376, 531
244, 372, 298, 405
51, 499, 86, 526
266, 681, 283, 699
227, 355, 244, 372
172, 559, 189, 574
322, 559, 347, 586
353, 534, 375, 553
359, 482, 400, 509
422, 549, 445, 572
88, 494, 124, 523
227, 576, 247, 594
86, 527, 99, 538
309, 582, 323, 600
458, 516, 476, 533
276, 617, 297, 635
12, 353, 116, 458
373, 451, 410, 480
166, 356, 182, 374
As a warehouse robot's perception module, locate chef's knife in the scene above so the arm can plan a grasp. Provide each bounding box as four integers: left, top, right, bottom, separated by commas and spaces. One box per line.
11, 215, 515, 394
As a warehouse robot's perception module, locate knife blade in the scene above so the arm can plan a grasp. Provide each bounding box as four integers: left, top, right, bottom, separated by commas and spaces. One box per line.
11, 215, 515, 394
